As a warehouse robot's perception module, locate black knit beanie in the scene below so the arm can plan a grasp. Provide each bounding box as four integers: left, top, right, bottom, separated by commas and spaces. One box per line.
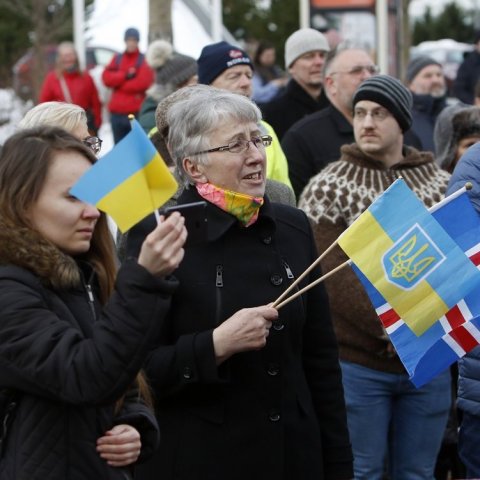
197, 41, 252, 85
353, 75, 413, 132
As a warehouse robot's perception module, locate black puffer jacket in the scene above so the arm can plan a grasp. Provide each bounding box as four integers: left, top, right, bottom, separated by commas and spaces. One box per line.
0, 220, 177, 479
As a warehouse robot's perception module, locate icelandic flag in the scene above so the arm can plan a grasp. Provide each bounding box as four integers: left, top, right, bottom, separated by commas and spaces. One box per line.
337, 179, 480, 335
70, 119, 178, 232
353, 187, 480, 387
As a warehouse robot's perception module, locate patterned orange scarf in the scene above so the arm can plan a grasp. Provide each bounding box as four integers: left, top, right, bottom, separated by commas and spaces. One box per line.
196, 182, 264, 227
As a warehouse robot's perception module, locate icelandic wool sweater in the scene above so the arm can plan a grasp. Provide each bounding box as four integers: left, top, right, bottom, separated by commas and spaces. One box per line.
299, 143, 451, 373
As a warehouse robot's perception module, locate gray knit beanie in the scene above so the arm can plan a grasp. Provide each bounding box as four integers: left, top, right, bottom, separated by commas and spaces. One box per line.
353, 75, 413, 132
406, 56, 441, 84
146, 40, 197, 87
284, 28, 330, 68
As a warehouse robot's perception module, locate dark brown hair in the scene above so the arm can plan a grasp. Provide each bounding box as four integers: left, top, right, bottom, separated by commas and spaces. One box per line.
0, 126, 116, 302
0, 126, 153, 408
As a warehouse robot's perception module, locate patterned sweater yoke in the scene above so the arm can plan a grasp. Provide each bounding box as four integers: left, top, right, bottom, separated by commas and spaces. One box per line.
298, 143, 451, 373
300, 143, 450, 227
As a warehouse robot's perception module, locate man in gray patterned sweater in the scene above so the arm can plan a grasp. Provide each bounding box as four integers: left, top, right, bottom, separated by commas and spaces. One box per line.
299, 74, 451, 480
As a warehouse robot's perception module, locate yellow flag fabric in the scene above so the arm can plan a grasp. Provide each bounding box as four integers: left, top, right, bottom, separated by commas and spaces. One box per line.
70, 119, 178, 232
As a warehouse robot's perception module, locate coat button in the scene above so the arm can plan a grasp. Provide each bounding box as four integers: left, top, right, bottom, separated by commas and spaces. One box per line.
263, 236, 272, 244
183, 367, 193, 379
273, 322, 285, 331
267, 363, 280, 376
269, 410, 281, 422
270, 274, 283, 286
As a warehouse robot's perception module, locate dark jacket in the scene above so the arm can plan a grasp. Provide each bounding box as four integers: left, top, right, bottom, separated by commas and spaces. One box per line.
0, 220, 177, 479
411, 93, 447, 153
453, 50, 480, 105
281, 105, 353, 199
138, 95, 158, 134
260, 78, 330, 140
447, 142, 480, 416
128, 188, 353, 480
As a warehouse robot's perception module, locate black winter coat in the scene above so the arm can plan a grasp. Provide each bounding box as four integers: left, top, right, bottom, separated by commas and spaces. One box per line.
453, 50, 480, 105
281, 105, 353, 199
128, 188, 354, 480
260, 78, 330, 140
0, 221, 177, 479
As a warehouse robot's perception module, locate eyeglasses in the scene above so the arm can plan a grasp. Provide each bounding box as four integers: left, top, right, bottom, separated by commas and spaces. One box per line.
82, 136, 103, 154
330, 65, 380, 76
192, 135, 272, 156
354, 107, 391, 122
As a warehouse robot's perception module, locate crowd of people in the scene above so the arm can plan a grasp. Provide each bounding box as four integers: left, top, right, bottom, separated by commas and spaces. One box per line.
1, 24, 480, 480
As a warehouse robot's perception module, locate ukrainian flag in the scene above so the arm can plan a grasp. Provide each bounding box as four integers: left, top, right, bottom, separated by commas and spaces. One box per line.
70, 119, 178, 232
338, 179, 480, 336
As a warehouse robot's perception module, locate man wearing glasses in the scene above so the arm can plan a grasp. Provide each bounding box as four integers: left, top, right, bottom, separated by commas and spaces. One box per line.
299, 75, 451, 480
281, 46, 379, 198
283, 47, 423, 199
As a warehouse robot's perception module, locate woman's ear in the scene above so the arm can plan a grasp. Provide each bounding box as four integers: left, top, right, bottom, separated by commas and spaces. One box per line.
183, 158, 208, 183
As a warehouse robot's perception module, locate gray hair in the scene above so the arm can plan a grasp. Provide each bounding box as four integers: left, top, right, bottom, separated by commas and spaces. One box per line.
167, 86, 262, 187
18, 101, 88, 134
324, 44, 372, 76
155, 84, 211, 139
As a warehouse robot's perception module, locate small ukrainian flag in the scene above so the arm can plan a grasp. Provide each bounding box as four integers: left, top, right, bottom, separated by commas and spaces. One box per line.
70, 118, 178, 232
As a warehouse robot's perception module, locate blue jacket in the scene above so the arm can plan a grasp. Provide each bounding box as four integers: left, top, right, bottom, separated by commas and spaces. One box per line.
447, 141, 480, 415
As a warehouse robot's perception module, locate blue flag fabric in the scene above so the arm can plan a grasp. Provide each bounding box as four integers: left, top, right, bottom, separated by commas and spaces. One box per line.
352, 189, 480, 387
337, 179, 480, 336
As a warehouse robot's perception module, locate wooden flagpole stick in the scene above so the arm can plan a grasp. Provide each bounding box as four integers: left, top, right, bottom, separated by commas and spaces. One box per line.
275, 260, 351, 310
272, 240, 339, 308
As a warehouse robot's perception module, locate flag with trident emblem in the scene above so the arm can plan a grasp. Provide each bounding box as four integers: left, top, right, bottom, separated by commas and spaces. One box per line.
337, 179, 480, 336
351, 186, 480, 387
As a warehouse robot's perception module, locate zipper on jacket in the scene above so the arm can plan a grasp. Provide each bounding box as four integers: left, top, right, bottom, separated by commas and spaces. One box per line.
215, 264, 223, 325
282, 260, 295, 279
84, 282, 97, 322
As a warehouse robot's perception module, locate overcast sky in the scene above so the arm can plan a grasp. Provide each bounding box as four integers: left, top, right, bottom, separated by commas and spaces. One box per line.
87, 0, 480, 57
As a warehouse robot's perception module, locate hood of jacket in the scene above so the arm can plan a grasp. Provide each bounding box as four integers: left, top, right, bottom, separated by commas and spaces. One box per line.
0, 218, 81, 290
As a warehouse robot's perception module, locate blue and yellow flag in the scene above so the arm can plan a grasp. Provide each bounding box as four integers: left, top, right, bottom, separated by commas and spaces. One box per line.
70, 119, 178, 232
352, 188, 480, 387
337, 179, 480, 335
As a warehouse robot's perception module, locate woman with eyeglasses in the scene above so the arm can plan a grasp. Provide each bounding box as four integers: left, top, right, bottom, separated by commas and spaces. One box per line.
18, 102, 103, 155
0, 126, 186, 479
126, 87, 353, 480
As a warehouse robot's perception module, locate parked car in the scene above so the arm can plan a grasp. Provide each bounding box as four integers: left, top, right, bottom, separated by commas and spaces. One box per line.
12, 44, 118, 101
410, 39, 473, 94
